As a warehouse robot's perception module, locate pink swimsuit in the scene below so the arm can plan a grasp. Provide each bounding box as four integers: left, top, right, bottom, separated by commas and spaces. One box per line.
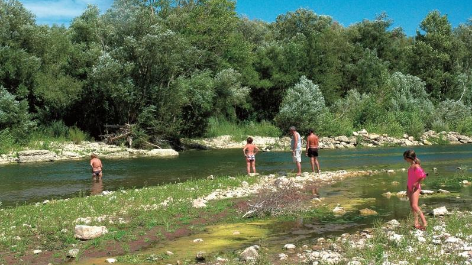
407, 166, 426, 192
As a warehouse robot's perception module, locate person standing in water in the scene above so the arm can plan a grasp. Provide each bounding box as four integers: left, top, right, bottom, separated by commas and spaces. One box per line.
243, 137, 259, 175
90, 154, 103, 178
306, 129, 320, 174
404, 150, 427, 230
290, 126, 302, 176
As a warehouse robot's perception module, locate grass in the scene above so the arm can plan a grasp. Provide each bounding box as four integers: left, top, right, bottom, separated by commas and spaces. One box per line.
205, 118, 282, 141
340, 213, 472, 264
0, 175, 259, 261
427, 166, 471, 189
0, 122, 91, 155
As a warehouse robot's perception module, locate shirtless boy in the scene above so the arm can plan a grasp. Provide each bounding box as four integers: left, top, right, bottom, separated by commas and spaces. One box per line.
243, 137, 259, 174
306, 129, 320, 173
90, 154, 103, 178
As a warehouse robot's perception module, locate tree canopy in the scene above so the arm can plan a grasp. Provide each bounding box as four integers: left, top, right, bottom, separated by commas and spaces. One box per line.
1, 0, 472, 148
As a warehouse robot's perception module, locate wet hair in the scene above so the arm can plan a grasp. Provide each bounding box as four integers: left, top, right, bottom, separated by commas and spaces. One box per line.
91, 154, 98, 159
403, 150, 420, 165
309, 129, 314, 133
247, 137, 253, 144
289, 126, 296, 131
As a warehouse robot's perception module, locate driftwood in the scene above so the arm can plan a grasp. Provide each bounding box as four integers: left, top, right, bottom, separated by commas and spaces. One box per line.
101, 124, 133, 146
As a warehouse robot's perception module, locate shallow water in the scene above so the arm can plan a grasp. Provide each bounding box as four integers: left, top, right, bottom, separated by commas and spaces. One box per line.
1, 144, 472, 207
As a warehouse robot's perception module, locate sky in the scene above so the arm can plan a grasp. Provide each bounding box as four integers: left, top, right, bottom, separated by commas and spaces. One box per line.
20, 0, 472, 36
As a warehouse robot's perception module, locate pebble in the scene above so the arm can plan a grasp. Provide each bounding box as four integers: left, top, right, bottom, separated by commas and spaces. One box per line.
193, 238, 204, 243
284, 243, 296, 250
33, 250, 42, 254
278, 253, 288, 260
105, 258, 116, 263
67, 249, 80, 258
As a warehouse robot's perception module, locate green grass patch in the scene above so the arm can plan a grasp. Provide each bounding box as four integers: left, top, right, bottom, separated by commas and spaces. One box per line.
0, 174, 259, 259
205, 118, 282, 141
427, 167, 472, 189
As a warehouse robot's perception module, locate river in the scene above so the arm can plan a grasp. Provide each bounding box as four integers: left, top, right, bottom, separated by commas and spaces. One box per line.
1, 144, 472, 208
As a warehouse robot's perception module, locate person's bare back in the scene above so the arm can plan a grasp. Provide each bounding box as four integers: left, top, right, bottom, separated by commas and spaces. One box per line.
307, 133, 319, 148
90, 154, 103, 178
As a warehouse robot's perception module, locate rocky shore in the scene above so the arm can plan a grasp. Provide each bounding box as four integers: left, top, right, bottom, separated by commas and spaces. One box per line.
185, 130, 472, 151
268, 208, 472, 265
0, 141, 178, 165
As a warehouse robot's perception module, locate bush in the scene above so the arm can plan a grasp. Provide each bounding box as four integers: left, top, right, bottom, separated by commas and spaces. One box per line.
317, 113, 354, 137
50, 120, 70, 138
435, 99, 471, 132
275, 76, 327, 133
205, 118, 281, 141
0, 86, 36, 143
68, 126, 88, 144
0, 129, 16, 154
456, 116, 472, 135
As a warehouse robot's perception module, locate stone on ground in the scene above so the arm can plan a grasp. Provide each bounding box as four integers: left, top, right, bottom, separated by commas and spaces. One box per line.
74, 225, 108, 240
240, 245, 260, 261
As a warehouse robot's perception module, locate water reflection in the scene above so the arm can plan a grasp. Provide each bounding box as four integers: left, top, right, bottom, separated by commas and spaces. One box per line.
91, 177, 103, 195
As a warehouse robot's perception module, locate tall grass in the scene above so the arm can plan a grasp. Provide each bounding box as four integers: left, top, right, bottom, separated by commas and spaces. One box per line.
0, 121, 90, 154
205, 118, 282, 141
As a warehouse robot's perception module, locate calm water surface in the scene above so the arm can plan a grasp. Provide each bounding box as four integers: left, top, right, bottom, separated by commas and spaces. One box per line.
1, 145, 472, 207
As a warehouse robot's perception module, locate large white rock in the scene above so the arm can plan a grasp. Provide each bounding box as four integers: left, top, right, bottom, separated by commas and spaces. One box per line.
240, 245, 260, 261
433, 206, 449, 216
192, 198, 207, 208
74, 225, 108, 240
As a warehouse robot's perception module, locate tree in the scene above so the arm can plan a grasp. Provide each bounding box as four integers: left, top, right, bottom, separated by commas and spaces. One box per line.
410, 11, 461, 100
275, 76, 326, 133
0, 86, 35, 142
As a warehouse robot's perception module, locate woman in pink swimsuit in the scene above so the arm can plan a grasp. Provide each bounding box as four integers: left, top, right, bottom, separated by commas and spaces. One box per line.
404, 150, 427, 230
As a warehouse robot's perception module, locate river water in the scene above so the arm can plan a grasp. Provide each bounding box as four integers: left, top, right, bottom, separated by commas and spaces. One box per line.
1, 145, 472, 207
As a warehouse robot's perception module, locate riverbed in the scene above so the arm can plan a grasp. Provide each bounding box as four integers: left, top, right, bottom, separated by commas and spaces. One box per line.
1, 145, 472, 207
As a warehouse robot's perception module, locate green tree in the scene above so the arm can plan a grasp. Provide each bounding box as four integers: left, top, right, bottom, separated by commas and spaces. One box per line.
275, 76, 326, 133
411, 11, 462, 100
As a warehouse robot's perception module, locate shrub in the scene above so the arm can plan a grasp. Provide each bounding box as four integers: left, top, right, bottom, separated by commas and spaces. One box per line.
68, 126, 88, 144
436, 99, 472, 132
0, 86, 36, 143
317, 112, 354, 137
275, 76, 327, 133
50, 120, 69, 138
0, 129, 16, 154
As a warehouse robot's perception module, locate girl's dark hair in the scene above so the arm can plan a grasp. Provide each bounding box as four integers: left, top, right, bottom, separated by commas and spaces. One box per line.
247, 137, 253, 144
403, 150, 420, 165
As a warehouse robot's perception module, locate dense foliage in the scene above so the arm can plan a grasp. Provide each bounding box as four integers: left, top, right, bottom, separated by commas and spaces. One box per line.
1, 0, 472, 148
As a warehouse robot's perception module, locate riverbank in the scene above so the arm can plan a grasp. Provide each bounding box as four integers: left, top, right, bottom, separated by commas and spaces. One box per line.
0, 141, 178, 165
1, 167, 472, 264
0, 169, 387, 264
184, 130, 472, 151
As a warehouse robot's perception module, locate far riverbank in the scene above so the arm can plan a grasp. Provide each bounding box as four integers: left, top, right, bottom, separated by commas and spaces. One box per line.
184, 129, 472, 151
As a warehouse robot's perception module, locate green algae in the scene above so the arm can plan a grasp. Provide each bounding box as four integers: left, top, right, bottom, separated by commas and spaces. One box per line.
77, 221, 273, 264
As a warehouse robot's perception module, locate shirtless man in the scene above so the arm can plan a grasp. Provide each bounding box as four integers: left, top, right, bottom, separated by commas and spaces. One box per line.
243, 137, 259, 174
306, 129, 320, 173
290, 126, 302, 176
90, 154, 103, 178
